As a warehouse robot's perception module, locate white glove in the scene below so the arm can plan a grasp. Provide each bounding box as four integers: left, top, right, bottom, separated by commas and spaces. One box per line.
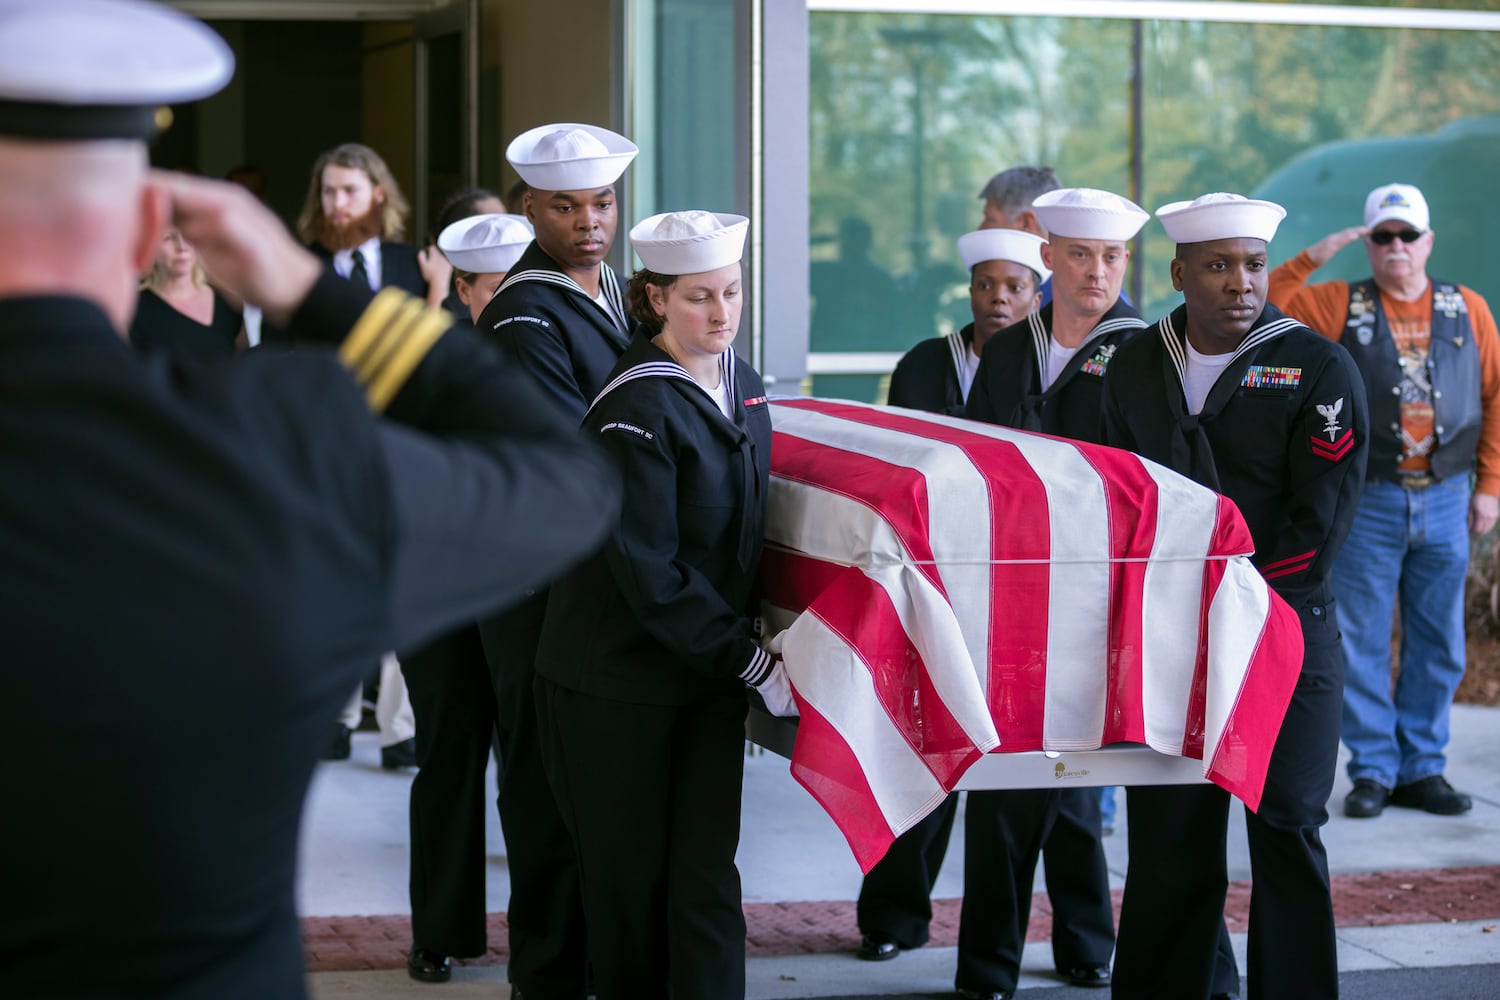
753, 658, 799, 718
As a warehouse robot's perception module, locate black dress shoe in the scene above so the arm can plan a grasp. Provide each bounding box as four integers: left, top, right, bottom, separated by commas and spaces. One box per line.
381, 737, 418, 770
1391, 774, 1472, 815
857, 935, 899, 961
407, 946, 451, 983
1065, 964, 1111, 988
956, 988, 1014, 1000
1344, 778, 1390, 818
323, 723, 351, 761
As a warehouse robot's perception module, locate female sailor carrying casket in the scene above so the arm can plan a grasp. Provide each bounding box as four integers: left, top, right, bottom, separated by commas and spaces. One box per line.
533, 210, 794, 998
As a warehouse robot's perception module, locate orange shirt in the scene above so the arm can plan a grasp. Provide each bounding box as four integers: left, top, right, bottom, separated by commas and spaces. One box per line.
1269, 249, 1500, 496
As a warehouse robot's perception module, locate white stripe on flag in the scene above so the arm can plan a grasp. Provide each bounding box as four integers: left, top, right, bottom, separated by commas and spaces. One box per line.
1202, 557, 1273, 769
1137, 460, 1220, 753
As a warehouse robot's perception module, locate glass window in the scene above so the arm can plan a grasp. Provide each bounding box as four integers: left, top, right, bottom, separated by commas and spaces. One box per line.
809, 8, 1500, 400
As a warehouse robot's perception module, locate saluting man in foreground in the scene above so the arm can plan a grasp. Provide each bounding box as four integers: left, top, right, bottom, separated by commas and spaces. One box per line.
1100, 193, 1368, 1000
0, 2, 619, 997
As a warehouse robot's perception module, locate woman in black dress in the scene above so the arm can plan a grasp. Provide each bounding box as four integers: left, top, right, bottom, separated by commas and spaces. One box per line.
534, 210, 795, 998
129, 226, 243, 358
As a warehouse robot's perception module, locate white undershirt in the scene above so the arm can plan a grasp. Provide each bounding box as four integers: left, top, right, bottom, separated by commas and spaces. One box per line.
1183, 342, 1238, 415
333, 236, 382, 291
957, 344, 982, 402
1045, 339, 1084, 390
708, 376, 734, 419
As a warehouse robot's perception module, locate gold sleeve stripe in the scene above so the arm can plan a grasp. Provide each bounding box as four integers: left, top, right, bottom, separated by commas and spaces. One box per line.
338, 287, 407, 380
337, 288, 451, 413
365, 305, 450, 413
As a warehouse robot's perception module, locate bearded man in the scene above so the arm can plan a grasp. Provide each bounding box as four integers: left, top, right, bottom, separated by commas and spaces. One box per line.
296, 142, 450, 308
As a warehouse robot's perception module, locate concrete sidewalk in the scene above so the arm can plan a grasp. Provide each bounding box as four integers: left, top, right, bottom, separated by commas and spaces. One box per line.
300, 705, 1500, 998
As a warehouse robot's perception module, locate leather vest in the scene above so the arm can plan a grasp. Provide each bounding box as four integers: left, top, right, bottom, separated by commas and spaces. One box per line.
1340, 278, 1479, 481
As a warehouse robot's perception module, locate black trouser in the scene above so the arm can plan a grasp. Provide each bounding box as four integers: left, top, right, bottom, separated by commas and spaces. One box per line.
400, 624, 496, 957
957, 787, 1115, 992
478, 595, 588, 1000
856, 792, 959, 948
1113, 604, 1342, 1000
535, 678, 749, 1000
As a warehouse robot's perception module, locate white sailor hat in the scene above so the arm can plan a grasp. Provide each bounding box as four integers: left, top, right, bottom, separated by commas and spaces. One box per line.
1031, 187, 1149, 242
955, 229, 1051, 284
1364, 183, 1429, 232
630, 211, 748, 275
0, 0, 233, 141
1156, 192, 1287, 244
506, 123, 638, 192
438, 213, 534, 275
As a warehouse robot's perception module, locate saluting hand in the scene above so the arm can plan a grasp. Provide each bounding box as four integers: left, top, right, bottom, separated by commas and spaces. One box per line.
154, 170, 321, 328
1306, 226, 1368, 267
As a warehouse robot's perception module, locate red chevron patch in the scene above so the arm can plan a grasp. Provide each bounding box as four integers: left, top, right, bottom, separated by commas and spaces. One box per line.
1310, 428, 1356, 462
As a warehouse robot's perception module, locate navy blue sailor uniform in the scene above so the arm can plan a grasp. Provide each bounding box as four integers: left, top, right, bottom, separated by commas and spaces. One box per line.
944, 300, 1144, 997
458, 239, 635, 998
1099, 302, 1368, 1000
0, 274, 619, 1000
966, 298, 1144, 438
533, 335, 772, 999
887, 324, 978, 415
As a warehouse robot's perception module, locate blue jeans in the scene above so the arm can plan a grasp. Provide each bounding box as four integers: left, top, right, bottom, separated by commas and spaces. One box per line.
1335, 476, 1471, 788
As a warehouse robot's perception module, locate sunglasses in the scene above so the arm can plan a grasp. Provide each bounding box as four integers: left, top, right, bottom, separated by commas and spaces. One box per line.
1369, 228, 1424, 246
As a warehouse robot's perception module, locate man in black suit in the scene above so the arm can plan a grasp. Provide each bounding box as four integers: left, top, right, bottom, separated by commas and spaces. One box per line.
297, 141, 451, 308
0, 4, 620, 997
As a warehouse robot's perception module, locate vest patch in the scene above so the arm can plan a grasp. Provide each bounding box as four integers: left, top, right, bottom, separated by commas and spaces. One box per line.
1241, 365, 1301, 389
1080, 344, 1117, 378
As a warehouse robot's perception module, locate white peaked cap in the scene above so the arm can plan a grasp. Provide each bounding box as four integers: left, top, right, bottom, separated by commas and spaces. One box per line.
955, 229, 1051, 284
0, 0, 234, 140
1364, 183, 1429, 231
438, 213, 534, 274
506, 122, 638, 192
1156, 192, 1287, 244
1032, 187, 1149, 241
630, 211, 749, 275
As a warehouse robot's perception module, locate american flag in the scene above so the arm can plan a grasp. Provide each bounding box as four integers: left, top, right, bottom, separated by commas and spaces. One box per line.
760, 398, 1305, 873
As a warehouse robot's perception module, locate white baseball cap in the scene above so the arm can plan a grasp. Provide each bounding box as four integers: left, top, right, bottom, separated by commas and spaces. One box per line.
506, 123, 637, 192
0, 0, 233, 140
630, 211, 748, 275
1032, 187, 1149, 242
437, 214, 534, 275
1364, 183, 1429, 232
1156, 192, 1287, 244
955, 229, 1051, 283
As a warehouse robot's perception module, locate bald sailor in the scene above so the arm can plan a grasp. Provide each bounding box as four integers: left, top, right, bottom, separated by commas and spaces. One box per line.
0, 2, 619, 997
1100, 194, 1367, 1000
474, 122, 639, 1000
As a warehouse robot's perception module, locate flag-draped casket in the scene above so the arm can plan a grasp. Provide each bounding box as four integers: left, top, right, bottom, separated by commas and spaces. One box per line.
760, 398, 1304, 873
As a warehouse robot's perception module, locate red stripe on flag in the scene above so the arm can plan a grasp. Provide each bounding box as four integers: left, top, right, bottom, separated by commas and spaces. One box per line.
779, 400, 1055, 750
1203, 594, 1304, 813
760, 547, 980, 787
1074, 441, 1159, 747
771, 431, 947, 599
788, 697, 898, 874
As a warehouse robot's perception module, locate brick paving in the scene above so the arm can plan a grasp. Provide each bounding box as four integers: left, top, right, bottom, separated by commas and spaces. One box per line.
302, 865, 1500, 973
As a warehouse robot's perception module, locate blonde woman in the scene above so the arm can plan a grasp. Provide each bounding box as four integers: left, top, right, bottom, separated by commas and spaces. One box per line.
129, 226, 243, 358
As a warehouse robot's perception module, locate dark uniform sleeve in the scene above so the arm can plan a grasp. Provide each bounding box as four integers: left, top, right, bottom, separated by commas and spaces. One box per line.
1256, 343, 1369, 608
591, 391, 771, 684
286, 272, 622, 653
487, 293, 593, 425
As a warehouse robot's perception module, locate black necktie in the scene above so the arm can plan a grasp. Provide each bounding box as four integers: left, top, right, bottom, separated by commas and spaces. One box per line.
348, 249, 369, 289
